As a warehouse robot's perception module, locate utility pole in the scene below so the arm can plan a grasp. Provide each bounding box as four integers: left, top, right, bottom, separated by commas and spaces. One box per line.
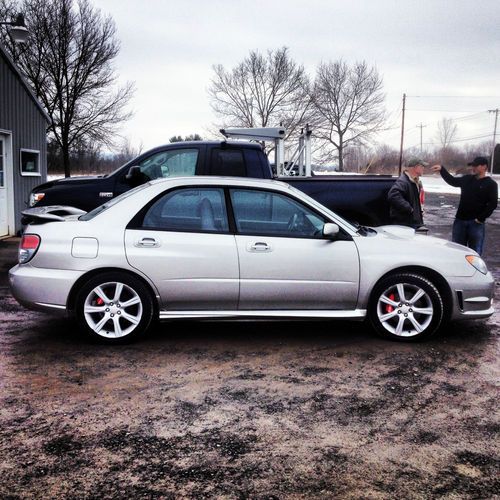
489, 109, 499, 174
417, 123, 427, 153
398, 93, 406, 175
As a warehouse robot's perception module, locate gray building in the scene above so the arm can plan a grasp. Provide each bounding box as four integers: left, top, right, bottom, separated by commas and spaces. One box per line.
0, 43, 49, 238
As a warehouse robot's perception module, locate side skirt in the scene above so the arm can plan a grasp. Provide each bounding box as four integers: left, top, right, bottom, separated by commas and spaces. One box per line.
158, 309, 367, 320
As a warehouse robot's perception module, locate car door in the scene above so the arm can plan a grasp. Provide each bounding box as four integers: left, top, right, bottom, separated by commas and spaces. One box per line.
230, 188, 360, 310
125, 186, 239, 310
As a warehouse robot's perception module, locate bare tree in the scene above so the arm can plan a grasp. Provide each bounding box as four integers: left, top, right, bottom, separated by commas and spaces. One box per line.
436, 117, 458, 149
311, 60, 386, 171
0, 0, 134, 177
208, 48, 312, 151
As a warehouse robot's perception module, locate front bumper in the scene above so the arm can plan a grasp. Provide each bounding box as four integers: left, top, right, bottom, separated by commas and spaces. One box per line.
447, 271, 495, 321
9, 264, 84, 314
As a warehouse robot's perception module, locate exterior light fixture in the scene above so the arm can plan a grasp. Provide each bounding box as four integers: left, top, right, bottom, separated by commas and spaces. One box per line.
0, 13, 29, 44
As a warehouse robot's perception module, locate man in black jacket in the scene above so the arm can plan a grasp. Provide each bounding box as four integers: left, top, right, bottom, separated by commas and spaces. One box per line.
431, 157, 498, 255
388, 157, 427, 228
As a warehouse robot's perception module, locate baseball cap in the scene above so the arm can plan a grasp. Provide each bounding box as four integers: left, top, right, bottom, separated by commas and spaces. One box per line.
467, 156, 488, 166
407, 157, 429, 168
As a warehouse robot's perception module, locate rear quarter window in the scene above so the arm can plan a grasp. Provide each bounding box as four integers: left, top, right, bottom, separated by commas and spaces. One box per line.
210, 149, 246, 176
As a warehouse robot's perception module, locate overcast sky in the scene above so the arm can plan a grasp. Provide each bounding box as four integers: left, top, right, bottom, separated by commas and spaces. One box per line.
95, 0, 500, 157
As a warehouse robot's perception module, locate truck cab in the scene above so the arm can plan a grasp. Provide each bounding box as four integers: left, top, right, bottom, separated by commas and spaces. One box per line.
30, 141, 272, 212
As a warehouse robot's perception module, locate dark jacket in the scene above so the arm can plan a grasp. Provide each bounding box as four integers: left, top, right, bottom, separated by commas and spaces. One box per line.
387, 172, 423, 227
440, 167, 498, 222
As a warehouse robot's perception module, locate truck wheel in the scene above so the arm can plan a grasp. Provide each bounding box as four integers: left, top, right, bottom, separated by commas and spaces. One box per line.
368, 273, 443, 341
75, 272, 155, 343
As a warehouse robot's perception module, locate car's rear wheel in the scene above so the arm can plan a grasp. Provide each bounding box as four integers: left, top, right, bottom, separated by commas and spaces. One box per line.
369, 273, 444, 341
75, 272, 154, 343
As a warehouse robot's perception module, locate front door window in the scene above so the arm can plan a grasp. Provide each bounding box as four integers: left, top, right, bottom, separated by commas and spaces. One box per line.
138, 148, 199, 181
230, 188, 325, 238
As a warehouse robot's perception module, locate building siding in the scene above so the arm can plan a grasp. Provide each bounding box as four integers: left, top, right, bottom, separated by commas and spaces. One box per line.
0, 52, 48, 234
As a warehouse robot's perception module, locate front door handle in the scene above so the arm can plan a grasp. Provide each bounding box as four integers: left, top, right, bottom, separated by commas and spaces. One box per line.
136, 237, 160, 248
248, 241, 272, 252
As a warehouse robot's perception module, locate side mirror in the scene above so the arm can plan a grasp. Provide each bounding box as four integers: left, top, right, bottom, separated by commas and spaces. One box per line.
125, 165, 141, 181
125, 165, 148, 186
323, 222, 340, 239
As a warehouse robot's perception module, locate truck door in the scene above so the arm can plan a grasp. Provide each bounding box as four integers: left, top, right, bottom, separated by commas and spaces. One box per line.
229, 187, 360, 310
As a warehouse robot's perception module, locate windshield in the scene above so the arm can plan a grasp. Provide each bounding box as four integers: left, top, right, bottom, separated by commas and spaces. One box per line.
79, 183, 150, 221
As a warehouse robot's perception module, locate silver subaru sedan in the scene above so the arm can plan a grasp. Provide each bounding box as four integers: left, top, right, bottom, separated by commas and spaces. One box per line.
9, 177, 494, 343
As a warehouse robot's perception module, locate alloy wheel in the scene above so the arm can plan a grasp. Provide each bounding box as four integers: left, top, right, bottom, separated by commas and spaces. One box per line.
376, 282, 434, 337
83, 281, 143, 338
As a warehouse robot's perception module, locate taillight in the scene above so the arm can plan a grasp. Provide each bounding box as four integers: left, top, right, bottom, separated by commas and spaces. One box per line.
19, 234, 41, 264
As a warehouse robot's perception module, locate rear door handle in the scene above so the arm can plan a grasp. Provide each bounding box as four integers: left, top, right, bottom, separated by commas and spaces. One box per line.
136, 237, 160, 248
248, 241, 272, 252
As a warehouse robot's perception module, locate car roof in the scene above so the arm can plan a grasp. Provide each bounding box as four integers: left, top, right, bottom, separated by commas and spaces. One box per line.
149, 176, 290, 190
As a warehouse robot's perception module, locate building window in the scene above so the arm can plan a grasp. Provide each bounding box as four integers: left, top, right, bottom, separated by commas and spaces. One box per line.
20, 149, 40, 176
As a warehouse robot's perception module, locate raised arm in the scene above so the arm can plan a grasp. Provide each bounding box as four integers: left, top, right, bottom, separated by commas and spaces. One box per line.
431, 164, 465, 187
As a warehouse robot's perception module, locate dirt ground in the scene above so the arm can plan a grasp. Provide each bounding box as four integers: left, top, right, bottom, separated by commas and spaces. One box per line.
0, 191, 499, 499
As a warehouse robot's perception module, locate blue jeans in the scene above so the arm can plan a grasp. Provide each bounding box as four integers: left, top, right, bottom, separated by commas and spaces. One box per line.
452, 218, 485, 255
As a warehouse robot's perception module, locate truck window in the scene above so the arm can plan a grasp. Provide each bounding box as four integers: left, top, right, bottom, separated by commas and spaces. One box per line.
138, 148, 199, 180
244, 149, 268, 178
210, 149, 246, 176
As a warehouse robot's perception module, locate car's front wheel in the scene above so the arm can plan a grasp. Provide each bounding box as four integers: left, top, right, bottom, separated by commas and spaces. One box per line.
369, 273, 444, 341
75, 272, 155, 343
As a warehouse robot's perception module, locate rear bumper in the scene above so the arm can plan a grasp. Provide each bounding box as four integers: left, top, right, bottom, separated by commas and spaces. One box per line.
447, 272, 495, 320
9, 264, 83, 313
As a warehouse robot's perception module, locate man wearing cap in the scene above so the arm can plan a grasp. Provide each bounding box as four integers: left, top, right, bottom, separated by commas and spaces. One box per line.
431, 157, 498, 255
387, 157, 428, 228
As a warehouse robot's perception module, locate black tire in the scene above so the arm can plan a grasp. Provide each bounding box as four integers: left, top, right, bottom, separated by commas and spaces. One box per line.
368, 273, 444, 341
75, 272, 155, 344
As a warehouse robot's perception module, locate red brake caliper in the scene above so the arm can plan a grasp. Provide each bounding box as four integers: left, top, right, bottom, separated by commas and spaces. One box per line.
386, 293, 395, 313
96, 297, 104, 306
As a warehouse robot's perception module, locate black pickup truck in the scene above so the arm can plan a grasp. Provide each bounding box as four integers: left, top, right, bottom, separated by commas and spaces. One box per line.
29, 141, 396, 226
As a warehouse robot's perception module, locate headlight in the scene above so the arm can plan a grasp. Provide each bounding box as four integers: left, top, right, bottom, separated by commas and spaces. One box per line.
29, 192, 45, 207
466, 255, 488, 274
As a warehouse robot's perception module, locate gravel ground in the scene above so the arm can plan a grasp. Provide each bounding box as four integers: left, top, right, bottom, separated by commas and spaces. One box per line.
0, 191, 499, 499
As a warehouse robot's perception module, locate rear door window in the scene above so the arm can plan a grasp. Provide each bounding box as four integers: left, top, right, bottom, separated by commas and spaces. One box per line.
141, 187, 229, 233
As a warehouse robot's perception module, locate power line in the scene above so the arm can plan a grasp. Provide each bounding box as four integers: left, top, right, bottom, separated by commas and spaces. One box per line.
449, 111, 489, 122
449, 133, 492, 143
406, 108, 494, 113
406, 95, 500, 98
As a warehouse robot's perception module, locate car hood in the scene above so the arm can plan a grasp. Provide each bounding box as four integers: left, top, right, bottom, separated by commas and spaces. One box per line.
354, 224, 482, 278
32, 175, 105, 191
375, 225, 470, 251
